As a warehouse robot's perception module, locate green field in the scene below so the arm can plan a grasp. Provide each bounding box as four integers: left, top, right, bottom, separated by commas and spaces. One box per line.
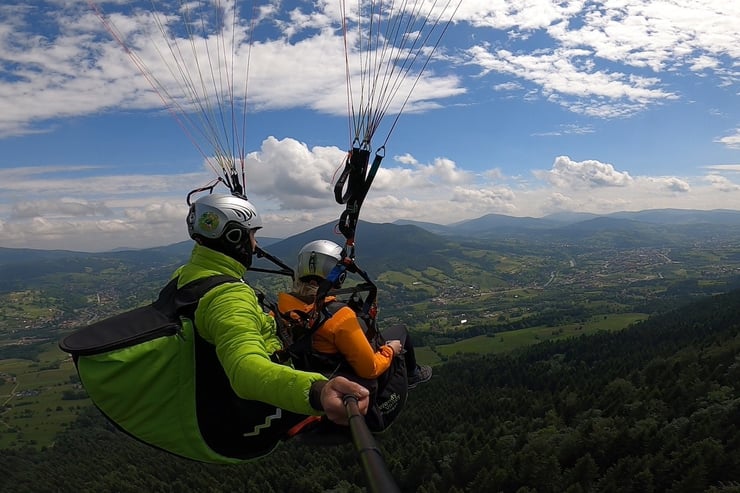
0, 344, 86, 449
417, 312, 648, 365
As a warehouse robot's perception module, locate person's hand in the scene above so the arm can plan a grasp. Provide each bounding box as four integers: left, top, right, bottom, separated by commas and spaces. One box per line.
386, 339, 402, 355
320, 376, 370, 425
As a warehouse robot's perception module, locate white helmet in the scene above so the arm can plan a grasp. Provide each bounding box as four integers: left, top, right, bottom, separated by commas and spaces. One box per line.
187, 194, 262, 239
187, 193, 262, 267
296, 240, 343, 281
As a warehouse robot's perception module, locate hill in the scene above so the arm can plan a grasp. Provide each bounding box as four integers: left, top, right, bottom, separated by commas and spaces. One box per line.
254, 220, 457, 274
0, 243, 192, 294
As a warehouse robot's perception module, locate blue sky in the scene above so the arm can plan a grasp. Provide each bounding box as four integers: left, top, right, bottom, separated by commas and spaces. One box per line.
0, 0, 738, 251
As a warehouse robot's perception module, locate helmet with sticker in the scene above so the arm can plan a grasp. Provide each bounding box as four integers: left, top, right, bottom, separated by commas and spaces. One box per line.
187, 193, 262, 268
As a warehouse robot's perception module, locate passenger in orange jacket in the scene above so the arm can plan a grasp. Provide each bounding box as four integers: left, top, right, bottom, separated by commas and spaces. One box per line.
277, 240, 432, 388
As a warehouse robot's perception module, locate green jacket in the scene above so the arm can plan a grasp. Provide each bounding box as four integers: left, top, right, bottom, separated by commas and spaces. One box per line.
173, 244, 327, 416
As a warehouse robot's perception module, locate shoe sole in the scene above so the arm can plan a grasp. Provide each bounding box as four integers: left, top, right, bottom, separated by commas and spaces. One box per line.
407, 375, 432, 390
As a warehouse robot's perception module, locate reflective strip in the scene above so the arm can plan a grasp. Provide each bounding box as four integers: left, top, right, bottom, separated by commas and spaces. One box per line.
242, 408, 282, 437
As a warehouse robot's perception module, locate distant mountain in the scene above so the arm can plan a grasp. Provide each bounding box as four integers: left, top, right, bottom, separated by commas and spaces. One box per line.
542, 211, 600, 223
554, 216, 649, 233
449, 213, 561, 235
0, 242, 192, 293
544, 216, 670, 248
606, 208, 740, 225
253, 220, 456, 276
392, 219, 452, 235
386, 208, 740, 243
0, 247, 84, 264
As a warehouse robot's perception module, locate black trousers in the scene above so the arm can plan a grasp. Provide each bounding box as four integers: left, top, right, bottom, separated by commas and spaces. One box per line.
381, 324, 418, 372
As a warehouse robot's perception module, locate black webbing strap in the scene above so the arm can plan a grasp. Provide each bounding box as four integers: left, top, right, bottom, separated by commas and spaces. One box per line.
334, 146, 384, 247
250, 246, 295, 278
164, 275, 241, 320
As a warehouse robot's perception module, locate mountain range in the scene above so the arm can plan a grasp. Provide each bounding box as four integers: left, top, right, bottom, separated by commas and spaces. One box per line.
2, 208, 739, 292
396, 208, 740, 238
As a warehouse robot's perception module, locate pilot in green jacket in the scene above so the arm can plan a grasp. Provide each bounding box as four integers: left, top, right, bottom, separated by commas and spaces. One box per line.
177, 193, 369, 461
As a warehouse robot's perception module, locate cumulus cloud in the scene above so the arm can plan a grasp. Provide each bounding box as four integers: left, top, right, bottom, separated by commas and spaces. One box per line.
645, 176, 691, 193
536, 156, 633, 188
123, 201, 184, 224
244, 136, 344, 209
372, 156, 475, 191
546, 192, 576, 210
451, 186, 517, 210
704, 174, 740, 192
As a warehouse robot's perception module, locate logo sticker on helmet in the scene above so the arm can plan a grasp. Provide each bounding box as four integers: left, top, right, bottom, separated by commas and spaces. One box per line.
199, 212, 220, 232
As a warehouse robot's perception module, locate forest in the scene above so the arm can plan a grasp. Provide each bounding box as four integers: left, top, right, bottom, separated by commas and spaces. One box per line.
2, 287, 739, 492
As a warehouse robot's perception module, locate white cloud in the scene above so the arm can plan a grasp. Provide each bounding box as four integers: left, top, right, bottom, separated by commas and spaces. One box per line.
11, 198, 113, 219
462, 0, 738, 117
0, 1, 466, 139
705, 164, 740, 172
545, 192, 576, 210
546, 1, 740, 72
0, 165, 207, 198
243, 136, 344, 209
645, 176, 691, 193
532, 123, 595, 136
704, 174, 740, 192
493, 81, 523, 91
467, 45, 676, 117
715, 129, 740, 149
536, 156, 634, 188
451, 186, 516, 210
455, 0, 586, 31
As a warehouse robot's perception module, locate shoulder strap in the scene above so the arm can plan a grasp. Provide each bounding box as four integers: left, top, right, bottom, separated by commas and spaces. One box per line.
167, 275, 242, 320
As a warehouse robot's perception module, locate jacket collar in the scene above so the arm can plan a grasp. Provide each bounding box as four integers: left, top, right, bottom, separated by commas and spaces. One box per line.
189, 243, 247, 279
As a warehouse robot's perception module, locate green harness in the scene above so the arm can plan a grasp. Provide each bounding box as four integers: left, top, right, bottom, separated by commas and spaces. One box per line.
59, 275, 257, 464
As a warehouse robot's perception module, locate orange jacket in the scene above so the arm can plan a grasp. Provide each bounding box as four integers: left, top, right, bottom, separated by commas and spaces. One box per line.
277, 292, 394, 379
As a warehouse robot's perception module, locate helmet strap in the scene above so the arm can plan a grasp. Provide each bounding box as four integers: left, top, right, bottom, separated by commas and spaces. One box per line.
199, 226, 254, 269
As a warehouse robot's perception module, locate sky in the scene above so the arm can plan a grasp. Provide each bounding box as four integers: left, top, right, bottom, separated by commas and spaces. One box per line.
0, 0, 738, 252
